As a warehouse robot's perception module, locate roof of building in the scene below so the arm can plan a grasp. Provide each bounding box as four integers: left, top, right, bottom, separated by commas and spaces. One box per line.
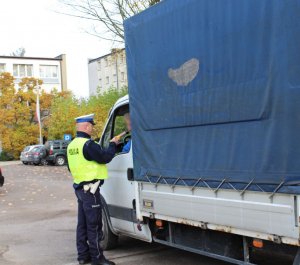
0, 55, 64, 61
88, 48, 125, 64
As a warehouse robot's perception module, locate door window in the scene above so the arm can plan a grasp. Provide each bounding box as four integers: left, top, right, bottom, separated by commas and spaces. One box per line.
101, 104, 130, 153
114, 115, 127, 137
101, 116, 114, 149
62, 141, 69, 149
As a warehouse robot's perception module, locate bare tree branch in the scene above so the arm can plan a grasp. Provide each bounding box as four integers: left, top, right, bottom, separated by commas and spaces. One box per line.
58, 0, 161, 43
10, 47, 26, 57
97, 0, 124, 39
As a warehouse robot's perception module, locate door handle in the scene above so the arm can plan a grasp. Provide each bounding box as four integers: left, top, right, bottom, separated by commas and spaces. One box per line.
127, 168, 134, 181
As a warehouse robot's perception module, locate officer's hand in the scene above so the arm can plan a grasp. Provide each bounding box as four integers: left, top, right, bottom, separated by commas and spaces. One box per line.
110, 136, 120, 145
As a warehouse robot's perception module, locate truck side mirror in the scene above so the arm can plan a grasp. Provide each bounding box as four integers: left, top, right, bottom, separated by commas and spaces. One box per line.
127, 168, 134, 181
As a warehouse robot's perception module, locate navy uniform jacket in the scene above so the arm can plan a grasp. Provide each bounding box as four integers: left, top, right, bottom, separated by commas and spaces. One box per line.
68, 131, 116, 189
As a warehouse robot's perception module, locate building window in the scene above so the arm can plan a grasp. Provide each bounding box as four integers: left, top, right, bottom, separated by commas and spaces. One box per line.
106, 76, 109, 84
113, 74, 117, 83
121, 72, 125, 82
97, 60, 101, 70
105, 58, 108, 67
99, 78, 102, 88
0, 64, 5, 73
13, 64, 33, 77
39, 65, 58, 78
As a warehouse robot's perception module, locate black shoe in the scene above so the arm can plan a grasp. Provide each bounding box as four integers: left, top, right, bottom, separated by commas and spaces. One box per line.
78, 258, 91, 264
91, 258, 115, 265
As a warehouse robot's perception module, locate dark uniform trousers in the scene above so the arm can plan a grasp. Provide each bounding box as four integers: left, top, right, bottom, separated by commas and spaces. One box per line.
75, 187, 103, 262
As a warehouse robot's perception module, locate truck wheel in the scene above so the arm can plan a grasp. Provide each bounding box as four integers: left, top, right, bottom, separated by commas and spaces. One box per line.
101, 209, 118, 250
55, 156, 65, 166
22, 162, 28, 165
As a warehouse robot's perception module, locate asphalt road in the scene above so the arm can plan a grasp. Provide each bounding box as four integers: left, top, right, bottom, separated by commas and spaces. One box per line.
0, 163, 294, 265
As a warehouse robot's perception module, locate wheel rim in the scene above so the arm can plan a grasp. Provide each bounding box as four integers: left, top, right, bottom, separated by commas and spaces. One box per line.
57, 157, 65, 165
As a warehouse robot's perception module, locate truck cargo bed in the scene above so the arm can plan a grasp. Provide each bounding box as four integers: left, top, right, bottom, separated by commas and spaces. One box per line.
138, 182, 300, 246
125, 0, 300, 194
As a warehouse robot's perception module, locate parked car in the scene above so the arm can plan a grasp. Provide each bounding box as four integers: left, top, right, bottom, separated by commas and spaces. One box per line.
45, 140, 70, 166
27, 146, 48, 165
0, 167, 4, 187
20, 145, 43, 165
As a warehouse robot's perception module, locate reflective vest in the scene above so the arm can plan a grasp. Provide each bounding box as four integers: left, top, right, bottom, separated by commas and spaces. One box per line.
67, 137, 108, 184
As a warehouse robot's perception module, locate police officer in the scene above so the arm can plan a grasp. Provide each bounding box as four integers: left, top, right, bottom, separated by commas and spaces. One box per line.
67, 114, 119, 265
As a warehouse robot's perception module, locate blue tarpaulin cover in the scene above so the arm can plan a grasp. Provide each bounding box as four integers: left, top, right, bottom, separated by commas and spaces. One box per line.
124, 0, 300, 194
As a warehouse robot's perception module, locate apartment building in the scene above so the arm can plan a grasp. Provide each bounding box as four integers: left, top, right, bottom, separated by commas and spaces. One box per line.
0, 54, 67, 92
88, 49, 127, 96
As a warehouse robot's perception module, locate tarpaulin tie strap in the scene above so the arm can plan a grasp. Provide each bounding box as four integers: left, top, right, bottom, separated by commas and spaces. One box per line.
141, 174, 296, 196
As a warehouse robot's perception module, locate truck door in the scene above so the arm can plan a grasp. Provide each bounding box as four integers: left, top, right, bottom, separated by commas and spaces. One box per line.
100, 102, 152, 242
100, 103, 137, 235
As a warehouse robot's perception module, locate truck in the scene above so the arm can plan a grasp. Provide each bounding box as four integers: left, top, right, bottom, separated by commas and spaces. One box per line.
99, 0, 300, 264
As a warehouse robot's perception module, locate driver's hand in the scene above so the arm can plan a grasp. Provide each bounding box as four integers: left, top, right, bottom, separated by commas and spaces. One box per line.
110, 136, 120, 145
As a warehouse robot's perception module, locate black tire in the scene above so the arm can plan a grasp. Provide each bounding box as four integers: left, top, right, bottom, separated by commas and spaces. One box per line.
40, 159, 48, 166
55, 156, 66, 166
22, 162, 28, 165
101, 209, 118, 250
0, 177, 4, 187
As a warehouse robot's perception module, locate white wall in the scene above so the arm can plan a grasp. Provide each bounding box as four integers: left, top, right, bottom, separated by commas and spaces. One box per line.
0, 57, 62, 93
88, 50, 128, 96
88, 60, 98, 96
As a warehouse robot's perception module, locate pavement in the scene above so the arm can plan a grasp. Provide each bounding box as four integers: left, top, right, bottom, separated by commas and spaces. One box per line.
0, 164, 294, 265
0, 161, 21, 166
0, 164, 228, 265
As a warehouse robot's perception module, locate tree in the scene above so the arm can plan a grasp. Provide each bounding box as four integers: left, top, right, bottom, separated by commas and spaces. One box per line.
47, 93, 81, 139
84, 87, 127, 138
0, 72, 127, 158
0, 73, 56, 158
0, 73, 16, 141
59, 0, 160, 42
10, 47, 26, 57
47, 87, 127, 140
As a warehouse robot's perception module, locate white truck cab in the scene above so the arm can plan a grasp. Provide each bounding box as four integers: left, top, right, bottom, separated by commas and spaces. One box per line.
99, 95, 152, 249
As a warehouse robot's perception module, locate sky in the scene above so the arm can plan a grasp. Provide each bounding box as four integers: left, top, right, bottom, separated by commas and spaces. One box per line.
0, 0, 120, 97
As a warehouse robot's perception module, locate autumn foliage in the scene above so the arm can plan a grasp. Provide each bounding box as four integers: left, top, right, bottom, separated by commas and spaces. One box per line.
0, 72, 127, 159
0, 72, 65, 158
47, 88, 127, 140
